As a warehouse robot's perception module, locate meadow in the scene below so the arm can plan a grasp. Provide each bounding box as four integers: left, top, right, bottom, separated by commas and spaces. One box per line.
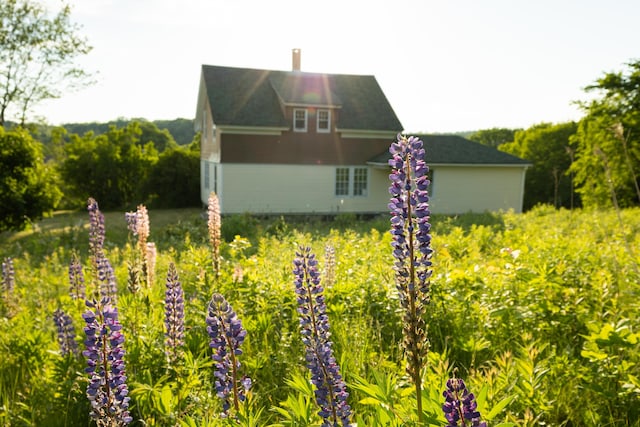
0, 204, 639, 426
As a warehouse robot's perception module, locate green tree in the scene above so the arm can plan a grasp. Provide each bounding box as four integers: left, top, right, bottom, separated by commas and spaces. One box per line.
570, 60, 640, 208
145, 145, 200, 208
0, 126, 61, 231
60, 122, 158, 209
501, 122, 578, 210
0, 0, 92, 126
468, 127, 519, 148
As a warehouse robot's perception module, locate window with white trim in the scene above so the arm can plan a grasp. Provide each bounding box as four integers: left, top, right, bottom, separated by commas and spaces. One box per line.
335, 167, 368, 197
294, 109, 307, 132
353, 167, 368, 196
317, 109, 330, 133
335, 168, 350, 196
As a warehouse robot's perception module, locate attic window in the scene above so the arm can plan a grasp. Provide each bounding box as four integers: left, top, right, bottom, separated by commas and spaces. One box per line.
317, 110, 330, 133
294, 109, 307, 132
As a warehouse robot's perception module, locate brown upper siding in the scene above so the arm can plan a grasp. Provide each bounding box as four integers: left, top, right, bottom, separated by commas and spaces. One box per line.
221, 133, 391, 165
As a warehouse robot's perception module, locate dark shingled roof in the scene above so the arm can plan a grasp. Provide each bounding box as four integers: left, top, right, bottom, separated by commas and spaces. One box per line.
368, 134, 531, 165
201, 65, 403, 131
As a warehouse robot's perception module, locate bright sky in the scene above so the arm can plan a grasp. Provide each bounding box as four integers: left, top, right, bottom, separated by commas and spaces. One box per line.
34, 0, 640, 133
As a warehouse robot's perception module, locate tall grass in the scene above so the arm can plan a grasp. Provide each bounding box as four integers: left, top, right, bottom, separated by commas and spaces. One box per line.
0, 204, 639, 426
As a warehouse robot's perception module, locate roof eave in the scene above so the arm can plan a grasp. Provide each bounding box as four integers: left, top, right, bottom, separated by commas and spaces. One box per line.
218, 125, 288, 135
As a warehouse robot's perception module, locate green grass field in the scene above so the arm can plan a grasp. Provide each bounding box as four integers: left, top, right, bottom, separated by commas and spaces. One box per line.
1, 206, 639, 426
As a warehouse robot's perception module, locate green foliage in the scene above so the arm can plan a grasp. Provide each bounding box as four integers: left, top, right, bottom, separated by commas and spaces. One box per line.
0, 126, 61, 231
468, 127, 519, 148
571, 59, 640, 208
0, 0, 92, 126
500, 122, 578, 210
60, 118, 195, 147
0, 208, 639, 425
145, 146, 200, 208
59, 122, 158, 209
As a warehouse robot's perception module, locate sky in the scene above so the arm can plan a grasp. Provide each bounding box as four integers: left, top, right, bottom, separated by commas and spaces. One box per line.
33, 0, 640, 133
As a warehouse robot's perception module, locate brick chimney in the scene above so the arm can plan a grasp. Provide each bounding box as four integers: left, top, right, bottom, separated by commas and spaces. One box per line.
292, 48, 301, 71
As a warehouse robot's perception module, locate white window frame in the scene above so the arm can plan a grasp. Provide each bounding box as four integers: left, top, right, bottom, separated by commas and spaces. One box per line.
293, 108, 308, 132
317, 109, 331, 133
353, 167, 368, 196
334, 167, 368, 197
335, 167, 350, 196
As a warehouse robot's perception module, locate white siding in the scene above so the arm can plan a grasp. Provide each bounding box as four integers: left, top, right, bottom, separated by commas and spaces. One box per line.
217, 164, 389, 214
430, 166, 526, 214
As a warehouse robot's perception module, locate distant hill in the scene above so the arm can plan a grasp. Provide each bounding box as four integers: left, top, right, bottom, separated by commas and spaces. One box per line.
61, 118, 196, 146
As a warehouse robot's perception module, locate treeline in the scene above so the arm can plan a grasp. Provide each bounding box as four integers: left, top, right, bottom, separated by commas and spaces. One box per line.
1, 120, 200, 232
468, 60, 640, 211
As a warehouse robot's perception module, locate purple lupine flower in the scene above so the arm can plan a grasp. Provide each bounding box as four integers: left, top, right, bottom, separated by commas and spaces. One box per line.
87, 198, 105, 261
97, 255, 118, 303
82, 298, 132, 425
388, 134, 433, 421
53, 308, 79, 357
164, 263, 185, 366
293, 246, 352, 426
206, 293, 251, 417
207, 192, 222, 278
69, 253, 86, 300
124, 211, 138, 235
2, 257, 15, 294
442, 377, 487, 427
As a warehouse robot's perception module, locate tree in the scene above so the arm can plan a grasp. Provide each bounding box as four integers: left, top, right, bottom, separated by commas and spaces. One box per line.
0, 0, 92, 126
468, 127, 519, 148
500, 122, 578, 210
570, 60, 640, 208
59, 122, 158, 209
0, 126, 61, 231
144, 145, 200, 208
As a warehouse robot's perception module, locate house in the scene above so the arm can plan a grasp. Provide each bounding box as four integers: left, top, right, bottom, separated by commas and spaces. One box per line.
370, 135, 531, 214
195, 50, 530, 215
195, 50, 402, 215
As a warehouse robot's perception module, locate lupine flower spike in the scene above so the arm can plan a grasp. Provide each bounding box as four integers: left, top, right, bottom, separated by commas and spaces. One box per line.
164, 263, 185, 367
206, 293, 251, 417
323, 243, 336, 288
69, 253, 86, 300
293, 246, 352, 426
208, 192, 222, 278
1, 257, 14, 295
53, 308, 79, 357
88, 199, 118, 301
125, 204, 154, 287
82, 298, 132, 425
442, 377, 487, 427
388, 134, 433, 421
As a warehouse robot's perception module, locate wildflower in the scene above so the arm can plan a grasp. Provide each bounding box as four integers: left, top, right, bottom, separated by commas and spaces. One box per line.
1, 257, 14, 294
208, 192, 222, 277
388, 134, 433, 420
232, 264, 244, 283
125, 205, 153, 288
82, 298, 132, 426
69, 253, 86, 300
97, 254, 118, 303
53, 308, 78, 357
442, 377, 486, 427
206, 293, 251, 417
323, 243, 336, 288
146, 242, 156, 287
293, 246, 352, 426
87, 198, 105, 262
164, 263, 185, 366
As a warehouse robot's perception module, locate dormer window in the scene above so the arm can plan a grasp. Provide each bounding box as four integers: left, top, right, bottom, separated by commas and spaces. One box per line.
294, 108, 307, 132
317, 109, 330, 133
